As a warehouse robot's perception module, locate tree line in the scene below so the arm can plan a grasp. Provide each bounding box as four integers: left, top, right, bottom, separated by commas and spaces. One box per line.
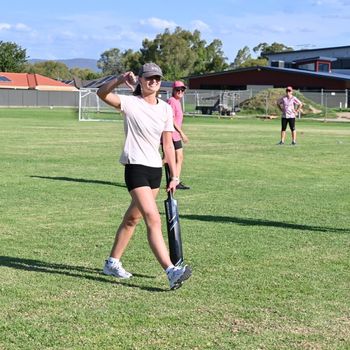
0, 27, 292, 81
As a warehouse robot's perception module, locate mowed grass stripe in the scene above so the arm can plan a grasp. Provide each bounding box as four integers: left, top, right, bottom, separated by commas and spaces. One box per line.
0, 108, 349, 350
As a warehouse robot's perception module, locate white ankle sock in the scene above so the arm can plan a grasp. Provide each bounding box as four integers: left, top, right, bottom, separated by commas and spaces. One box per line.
165, 265, 175, 274
107, 257, 119, 264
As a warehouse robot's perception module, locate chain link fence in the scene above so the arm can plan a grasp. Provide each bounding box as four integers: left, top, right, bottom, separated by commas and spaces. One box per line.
181, 89, 349, 118
1, 88, 349, 120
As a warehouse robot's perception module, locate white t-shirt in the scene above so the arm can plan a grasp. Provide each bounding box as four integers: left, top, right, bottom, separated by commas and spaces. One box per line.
119, 95, 174, 167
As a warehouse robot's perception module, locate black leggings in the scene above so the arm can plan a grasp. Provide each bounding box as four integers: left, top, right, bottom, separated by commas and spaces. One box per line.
281, 118, 296, 132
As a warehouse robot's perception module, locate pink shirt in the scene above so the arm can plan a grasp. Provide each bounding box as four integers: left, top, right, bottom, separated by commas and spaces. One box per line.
167, 96, 183, 141
278, 95, 302, 119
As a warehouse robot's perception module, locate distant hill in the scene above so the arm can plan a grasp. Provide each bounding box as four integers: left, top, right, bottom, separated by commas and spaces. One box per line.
28, 58, 100, 72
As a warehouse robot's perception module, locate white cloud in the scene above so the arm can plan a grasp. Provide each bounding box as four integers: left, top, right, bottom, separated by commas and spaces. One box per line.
0, 22, 31, 32
311, 0, 350, 6
3, 1, 349, 62
0, 23, 11, 31
190, 20, 211, 32
15, 23, 31, 31
139, 17, 177, 30
59, 30, 76, 39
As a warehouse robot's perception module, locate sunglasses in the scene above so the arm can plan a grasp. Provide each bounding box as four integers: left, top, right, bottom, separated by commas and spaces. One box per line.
145, 75, 161, 81
286, 89, 292, 92
175, 88, 186, 92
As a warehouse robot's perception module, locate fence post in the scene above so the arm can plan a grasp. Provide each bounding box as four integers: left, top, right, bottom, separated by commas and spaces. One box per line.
78, 90, 82, 121
265, 90, 269, 116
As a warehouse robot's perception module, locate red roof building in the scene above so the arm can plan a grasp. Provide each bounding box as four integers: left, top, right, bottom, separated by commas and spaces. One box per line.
187, 65, 350, 91
0, 72, 77, 91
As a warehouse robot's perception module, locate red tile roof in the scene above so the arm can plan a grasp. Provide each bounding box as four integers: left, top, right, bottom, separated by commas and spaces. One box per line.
0, 72, 78, 91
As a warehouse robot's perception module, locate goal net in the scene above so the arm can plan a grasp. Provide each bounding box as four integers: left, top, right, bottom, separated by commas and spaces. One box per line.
78, 88, 132, 122
78, 87, 172, 121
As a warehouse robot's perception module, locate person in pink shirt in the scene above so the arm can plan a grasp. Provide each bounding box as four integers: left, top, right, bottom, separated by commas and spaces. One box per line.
167, 81, 190, 189
276, 86, 303, 145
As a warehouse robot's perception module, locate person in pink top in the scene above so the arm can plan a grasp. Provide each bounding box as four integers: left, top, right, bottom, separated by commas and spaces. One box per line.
276, 86, 303, 145
167, 81, 190, 189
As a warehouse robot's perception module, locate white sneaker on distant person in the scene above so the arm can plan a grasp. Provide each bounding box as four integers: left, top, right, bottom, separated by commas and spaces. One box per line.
167, 265, 192, 290
103, 259, 132, 279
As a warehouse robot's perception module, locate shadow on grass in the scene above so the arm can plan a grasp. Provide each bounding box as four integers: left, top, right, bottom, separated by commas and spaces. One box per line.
181, 214, 349, 234
0, 256, 167, 292
30, 175, 126, 188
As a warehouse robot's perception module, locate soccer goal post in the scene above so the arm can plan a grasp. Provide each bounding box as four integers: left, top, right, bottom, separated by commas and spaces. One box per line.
78, 88, 128, 122
78, 87, 172, 121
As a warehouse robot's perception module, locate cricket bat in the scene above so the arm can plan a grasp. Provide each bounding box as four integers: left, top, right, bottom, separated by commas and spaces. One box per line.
164, 164, 183, 266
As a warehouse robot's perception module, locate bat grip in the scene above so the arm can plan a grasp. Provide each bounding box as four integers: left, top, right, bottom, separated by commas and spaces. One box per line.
164, 163, 174, 199
165, 163, 171, 186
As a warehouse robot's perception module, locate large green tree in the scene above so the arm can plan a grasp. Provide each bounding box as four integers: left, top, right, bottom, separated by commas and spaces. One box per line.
232, 46, 252, 68
97, 48, 125, 75
121, 49, 142, 73
231, 46, 268, 69
98, 28, 229, 79
69, 67, 101, 80
201, 39, 228, 73
231, 42, 292, 69
139, 27, 228, 80
0, 41, 27, 72
235, 57, 268, 68
25, 61, 71, 80
141, 28, 197, 80
253, 42, 293, 58
24, 62, 100, 81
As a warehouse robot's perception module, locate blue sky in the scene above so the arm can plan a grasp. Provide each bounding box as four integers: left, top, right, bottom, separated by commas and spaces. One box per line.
2, 0, 350, 62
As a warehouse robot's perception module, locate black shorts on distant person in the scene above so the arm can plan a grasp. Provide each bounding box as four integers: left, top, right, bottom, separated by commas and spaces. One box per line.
160, 139, 182, 156
173, 140, 183, 150
124, 164, 162, 192
281, 118, 296, 132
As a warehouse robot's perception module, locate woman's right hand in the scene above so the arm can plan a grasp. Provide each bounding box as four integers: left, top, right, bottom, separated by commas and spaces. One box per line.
124, 72, 138, 90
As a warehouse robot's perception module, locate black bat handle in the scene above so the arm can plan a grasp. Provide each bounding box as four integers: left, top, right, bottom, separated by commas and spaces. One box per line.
165, 163, 170, 185
164, 163, 174, 199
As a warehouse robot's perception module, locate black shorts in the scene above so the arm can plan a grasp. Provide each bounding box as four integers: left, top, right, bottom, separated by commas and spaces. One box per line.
124, 164, 162, 192
161, 140, 183, 156
173, 140, 183, 150
281, 118, 296, 131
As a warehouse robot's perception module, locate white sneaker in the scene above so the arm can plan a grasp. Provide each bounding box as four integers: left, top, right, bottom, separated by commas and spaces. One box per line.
103, 260, 132, 279
167, 265, 192, 290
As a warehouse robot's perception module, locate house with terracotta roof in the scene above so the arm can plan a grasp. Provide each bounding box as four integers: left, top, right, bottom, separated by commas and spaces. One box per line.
0, 72, 78, 91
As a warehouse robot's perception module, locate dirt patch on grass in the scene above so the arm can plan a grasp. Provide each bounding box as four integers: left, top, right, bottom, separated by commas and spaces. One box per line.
336, 112, 350, 119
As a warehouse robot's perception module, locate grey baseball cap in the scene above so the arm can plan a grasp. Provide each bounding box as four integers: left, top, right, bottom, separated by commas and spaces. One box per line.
138, 62, 163, 78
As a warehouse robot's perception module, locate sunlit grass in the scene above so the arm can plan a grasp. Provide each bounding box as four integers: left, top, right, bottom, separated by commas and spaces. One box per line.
0, 109, 349, 349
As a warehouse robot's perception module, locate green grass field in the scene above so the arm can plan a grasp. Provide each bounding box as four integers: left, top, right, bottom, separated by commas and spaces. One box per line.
1, 108, 349, 350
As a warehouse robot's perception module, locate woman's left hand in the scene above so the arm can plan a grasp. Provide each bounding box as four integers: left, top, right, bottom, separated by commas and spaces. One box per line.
167, 179, 178, 193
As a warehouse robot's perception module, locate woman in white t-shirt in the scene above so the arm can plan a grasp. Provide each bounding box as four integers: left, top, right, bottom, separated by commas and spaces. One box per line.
97, 63, 191, 290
